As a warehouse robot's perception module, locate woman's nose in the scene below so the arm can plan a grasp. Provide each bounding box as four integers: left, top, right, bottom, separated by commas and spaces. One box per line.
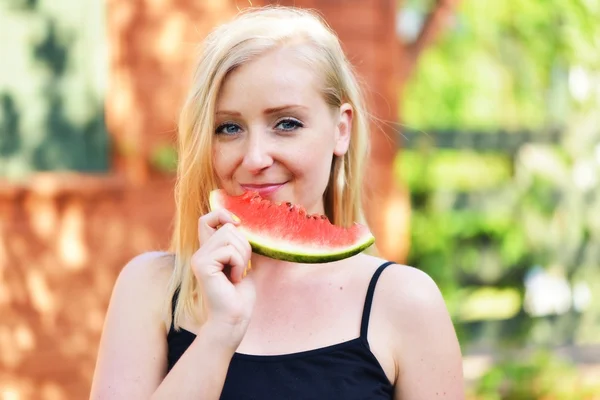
241, 132, 273, 173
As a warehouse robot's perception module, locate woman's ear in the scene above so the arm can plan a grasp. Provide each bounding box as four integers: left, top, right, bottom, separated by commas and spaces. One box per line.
334, 103, 353, 156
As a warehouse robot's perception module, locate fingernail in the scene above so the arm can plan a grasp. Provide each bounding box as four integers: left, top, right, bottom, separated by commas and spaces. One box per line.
242, 261, 251, 278
231, 213, 241, 223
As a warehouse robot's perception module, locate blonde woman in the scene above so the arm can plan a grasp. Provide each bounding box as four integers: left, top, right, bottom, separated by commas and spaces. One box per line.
90, 6, 464, 399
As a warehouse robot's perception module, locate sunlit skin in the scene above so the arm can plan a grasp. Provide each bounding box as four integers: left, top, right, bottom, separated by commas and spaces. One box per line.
213, 45, 352, 217
89, 44, 464, 400
210, 45, 359, 319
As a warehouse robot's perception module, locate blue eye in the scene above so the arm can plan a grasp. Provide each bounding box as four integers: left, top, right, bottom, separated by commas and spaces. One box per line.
275, 118, 303, 132
215, 123, 241, 135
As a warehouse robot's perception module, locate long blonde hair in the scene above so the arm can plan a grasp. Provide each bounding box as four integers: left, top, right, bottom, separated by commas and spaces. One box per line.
166, 6, 372, 329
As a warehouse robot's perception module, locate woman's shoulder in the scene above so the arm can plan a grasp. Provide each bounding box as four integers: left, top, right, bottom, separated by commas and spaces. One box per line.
117, 251, 175, 284
109, 251, 176, 318
358, 257, 464, 395
356, 254, 448, 321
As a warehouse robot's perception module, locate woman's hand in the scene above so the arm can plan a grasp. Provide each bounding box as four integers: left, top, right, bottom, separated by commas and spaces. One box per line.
191, 209, 256, 348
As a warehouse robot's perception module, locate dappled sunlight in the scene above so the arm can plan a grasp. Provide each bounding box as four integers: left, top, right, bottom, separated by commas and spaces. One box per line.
0, 383, 32, 400
462, 354, 494, 384
0, 325, 25, 368
516, 144, 569, 182
40, 382, 67, 400
26, 198, 58, 242
379, 190, 411, 261
26, 269, 56, 316
156, 13, 189, 59
2, 0, 597, 398
13, 325, 36, 354
457, 287, 521, 322
57, 200, 88, 270
0, 174, 175, 399
106, 0, 243, 183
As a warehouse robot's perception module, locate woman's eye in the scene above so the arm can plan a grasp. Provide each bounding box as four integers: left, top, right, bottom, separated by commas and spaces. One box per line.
275, 118, 303, 132
215, 123, 241, 135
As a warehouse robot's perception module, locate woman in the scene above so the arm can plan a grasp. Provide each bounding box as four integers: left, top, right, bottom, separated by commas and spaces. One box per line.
90, 6, 464, 399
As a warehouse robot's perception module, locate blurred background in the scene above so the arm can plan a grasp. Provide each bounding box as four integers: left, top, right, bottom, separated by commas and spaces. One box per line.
1, 0, 599, 399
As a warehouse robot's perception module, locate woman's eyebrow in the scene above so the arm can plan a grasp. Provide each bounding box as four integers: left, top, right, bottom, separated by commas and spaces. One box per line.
263, 104, 308, 114
215, 110, 241, 116
216, 105, 308, 116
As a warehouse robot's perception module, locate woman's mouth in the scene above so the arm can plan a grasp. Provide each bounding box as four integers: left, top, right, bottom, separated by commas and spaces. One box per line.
240, 182, 286, 197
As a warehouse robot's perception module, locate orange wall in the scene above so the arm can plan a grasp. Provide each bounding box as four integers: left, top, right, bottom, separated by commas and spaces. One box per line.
0, 1, 401, 398
0, 174, 175, 399
107, 0, 400, 183
106, 0, 242, 183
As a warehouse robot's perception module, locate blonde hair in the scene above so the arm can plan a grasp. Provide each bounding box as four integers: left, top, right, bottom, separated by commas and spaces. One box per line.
166, 6, 372, 329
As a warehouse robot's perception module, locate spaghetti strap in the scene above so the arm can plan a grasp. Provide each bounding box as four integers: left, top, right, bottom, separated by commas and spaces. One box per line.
360, 261, 395, 339
169, 287, 181, 333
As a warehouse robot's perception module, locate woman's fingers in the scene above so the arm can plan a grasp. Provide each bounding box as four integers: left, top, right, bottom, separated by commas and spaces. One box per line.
192, 208, 252, 285
208, 245, 246, 278
211, 229, 251, 284
198, 209, 240, 244
229, 259, 251, 284
226, 228, 252, 262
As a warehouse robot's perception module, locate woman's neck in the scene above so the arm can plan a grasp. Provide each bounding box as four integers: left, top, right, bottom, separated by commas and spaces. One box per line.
249, 253, 341, 283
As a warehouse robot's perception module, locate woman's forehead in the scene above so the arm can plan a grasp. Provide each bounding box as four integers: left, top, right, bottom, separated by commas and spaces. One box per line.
216, 48, 325, 113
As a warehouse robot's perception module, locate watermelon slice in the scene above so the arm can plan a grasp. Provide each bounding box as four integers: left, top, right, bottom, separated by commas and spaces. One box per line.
209, 189, 375, 263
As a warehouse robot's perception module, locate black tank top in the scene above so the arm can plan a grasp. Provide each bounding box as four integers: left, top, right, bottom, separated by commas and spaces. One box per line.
166, 261, 395, 399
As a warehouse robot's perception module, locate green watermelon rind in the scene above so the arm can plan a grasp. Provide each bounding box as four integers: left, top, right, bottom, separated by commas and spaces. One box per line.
241, 227, 375, 263
209, 190, 375, 264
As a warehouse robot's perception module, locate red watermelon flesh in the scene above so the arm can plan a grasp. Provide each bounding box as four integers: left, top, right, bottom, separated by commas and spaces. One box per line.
209, 189, 375, 263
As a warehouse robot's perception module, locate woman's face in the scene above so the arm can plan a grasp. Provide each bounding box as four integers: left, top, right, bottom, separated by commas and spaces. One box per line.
213, 46, 352, 215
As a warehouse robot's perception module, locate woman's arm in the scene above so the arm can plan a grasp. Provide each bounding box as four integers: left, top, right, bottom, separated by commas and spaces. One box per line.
385, 266, 465, 400
89, 252, 238, 399
151, 321, 238, 399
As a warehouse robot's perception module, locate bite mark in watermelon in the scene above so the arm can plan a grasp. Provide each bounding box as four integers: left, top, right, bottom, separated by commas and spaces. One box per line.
209, 189, 375, 263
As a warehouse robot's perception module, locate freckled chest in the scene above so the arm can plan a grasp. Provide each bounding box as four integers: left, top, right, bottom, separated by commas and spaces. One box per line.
237, 272, 367, 354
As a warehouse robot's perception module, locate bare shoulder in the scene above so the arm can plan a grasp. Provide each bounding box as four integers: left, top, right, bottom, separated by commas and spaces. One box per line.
116, 251, 174, 290
110, 251, 175, 324
362, 258, 465, 398
90, 252, 176, 399
379, 262, 445, 314
369, 260, 455, 341
352, 255, 445, 319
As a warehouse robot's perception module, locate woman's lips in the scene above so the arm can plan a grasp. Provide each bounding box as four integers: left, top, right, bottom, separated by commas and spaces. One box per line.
240, 182, 286, 197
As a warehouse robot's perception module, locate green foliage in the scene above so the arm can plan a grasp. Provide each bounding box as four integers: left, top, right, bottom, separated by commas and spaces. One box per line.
0, 0, 108, 179
471, 350, 600, 400
400, 0, 600, 351
399, 150, 533, 294
150, 143, 178, 174
402, 136, 600, 346
399, 149, 512, 191
402, 0, 600, 131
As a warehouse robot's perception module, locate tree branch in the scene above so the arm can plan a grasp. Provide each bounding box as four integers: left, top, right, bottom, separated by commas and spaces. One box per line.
400, 0, 460, 78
